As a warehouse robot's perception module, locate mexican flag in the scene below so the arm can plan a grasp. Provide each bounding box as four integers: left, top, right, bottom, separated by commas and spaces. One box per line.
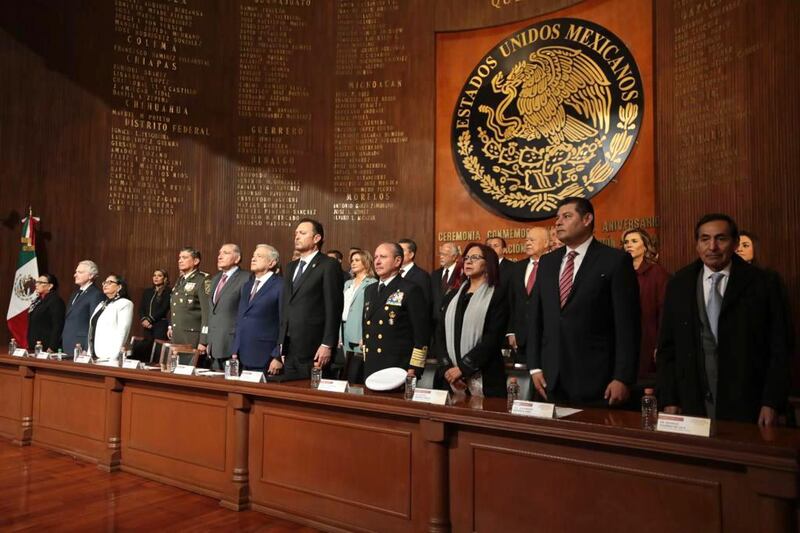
7, 208, 39, 348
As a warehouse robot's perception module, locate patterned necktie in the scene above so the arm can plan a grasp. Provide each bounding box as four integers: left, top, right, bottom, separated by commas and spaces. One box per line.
559, 251, 578, 308
706, 272, 724, 339
249, 280, 261, 303
293, 261, 306, 282
378, 282, 386, 295
526, 260, 538, 295
213, 273, 228, 304
441, 268, 449, 291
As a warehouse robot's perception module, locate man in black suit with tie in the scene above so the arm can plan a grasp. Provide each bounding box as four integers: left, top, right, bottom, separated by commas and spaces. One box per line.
62, 260, 104, 355
507, 227, 549, 364
431, 242, 459, 320
486, 236, 515, 288
657, 214, 790, 425
398, 238, 432, 305
527, 197, 640, 407
278, 218, 344, 378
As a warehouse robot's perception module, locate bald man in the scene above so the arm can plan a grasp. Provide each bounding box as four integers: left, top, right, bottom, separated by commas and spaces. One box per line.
507, 227, 550, 363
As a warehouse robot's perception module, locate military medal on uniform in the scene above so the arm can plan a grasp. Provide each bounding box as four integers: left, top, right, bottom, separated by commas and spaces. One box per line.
388, 310, 396, 326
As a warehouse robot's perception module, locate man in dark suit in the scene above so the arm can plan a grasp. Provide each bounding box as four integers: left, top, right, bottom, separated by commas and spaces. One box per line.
62, 260, 104, 355
486, 236, 515, 287
527, 197, 640, 406
200, 243, 249, 370
507, 227, 549, 363
398, 238, 432, 305
657, 214, 790, 425
278, 218, 344, 378
431, 242, 459, 321
363, 242, 430, 379
232, 245, 284, 372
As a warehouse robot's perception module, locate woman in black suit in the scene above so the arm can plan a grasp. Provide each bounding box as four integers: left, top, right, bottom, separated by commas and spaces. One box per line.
440, 243, 509, 398
27, 273, 65, 352
135, 269, 171, 359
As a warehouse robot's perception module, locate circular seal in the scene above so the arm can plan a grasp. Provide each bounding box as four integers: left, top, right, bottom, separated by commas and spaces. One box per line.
13, 273, 36, 302
452, 18, 644, 220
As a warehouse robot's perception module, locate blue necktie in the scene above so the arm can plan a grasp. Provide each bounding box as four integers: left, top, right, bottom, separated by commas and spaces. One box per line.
293, 260, 306, 282
706, 272, 724, 339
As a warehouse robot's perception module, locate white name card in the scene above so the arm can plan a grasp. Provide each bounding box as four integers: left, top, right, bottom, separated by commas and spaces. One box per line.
656, 414, 713, 437
173, 364, 195, 375
317, 379, 348, 393
12, 348, 27, 357
412, 388, 449, 405
122, 359, 142, 369
511, 400, 555, 419
239, 370, 265, 383
36, 352, 49, 360
74, 354, 92, 364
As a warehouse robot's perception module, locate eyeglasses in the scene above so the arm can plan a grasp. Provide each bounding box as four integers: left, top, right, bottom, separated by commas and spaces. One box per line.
102, 280, 119, 285
35, 280, 50, 285
464, 255, 485, 262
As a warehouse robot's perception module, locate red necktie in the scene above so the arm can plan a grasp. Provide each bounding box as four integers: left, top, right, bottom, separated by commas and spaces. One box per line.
525, 260, 538, 295
559, 251, 578, 308
213, 273, 228, 304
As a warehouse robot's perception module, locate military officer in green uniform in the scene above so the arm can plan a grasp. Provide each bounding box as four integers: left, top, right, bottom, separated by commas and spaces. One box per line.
168, 247, 210, 348
362, 242, 430, 380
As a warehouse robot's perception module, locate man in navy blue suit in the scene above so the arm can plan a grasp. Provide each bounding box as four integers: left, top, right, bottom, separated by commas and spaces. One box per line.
231, 245, 283, 372
62, 260, 104, 354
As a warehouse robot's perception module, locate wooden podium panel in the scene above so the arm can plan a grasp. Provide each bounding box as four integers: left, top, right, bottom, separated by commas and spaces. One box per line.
31, 370, 110, 465
0, 365, 23, 441
248, 399, 424, 532
120, 382, 233, 500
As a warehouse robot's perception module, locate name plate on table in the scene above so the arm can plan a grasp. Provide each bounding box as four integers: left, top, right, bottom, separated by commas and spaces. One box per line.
95, 359, 119, 367
318, 379, 348, 393
512, 400, 555, 418
122, 359, 142, 369
74, 355, 92, 364
656, 414, 713, 437
239, 370, 265, 383
12, 349, 27, 357
412, 388, 449, 405
35, 352, 49, 360
173, 364, 195, 376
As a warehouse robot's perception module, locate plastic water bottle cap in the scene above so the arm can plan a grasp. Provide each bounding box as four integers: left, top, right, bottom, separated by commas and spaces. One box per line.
644, 388, 655, 395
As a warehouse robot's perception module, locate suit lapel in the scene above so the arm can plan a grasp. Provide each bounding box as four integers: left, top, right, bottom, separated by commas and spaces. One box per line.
247, 274, 277, 310
367, 277, 400, 319
720, 258, 749, 316
292, 254, 321, 295
567, 239, 599, 304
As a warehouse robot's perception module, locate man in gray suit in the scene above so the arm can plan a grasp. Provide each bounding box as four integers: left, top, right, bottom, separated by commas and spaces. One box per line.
200, 243, 249, 370
62, 260, 104, 355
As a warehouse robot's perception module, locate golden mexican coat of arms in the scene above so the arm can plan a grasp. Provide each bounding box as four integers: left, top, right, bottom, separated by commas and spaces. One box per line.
452, 18, 644, 220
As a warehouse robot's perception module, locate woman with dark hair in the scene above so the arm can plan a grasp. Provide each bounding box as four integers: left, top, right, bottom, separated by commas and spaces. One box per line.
440, 243, 508, 397
87, 273, 133, 360
27, 273, 65, 352
136, 269, 172, 359
736, 230, 757, 264
621, 228, 670, 378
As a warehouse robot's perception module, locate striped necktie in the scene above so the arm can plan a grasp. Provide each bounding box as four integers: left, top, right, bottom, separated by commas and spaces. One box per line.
559, 251, 578, 308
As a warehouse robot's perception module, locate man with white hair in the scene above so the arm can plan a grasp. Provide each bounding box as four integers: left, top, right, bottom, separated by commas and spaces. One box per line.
200, 243, 249, 370
62, 260, 104, 355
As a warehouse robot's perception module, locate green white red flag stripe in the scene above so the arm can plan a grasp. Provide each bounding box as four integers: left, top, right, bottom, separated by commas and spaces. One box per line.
7, 208, 39, 349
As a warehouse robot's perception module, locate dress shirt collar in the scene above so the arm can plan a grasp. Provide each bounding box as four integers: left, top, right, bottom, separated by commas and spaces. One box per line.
566, 235, 593, 258
298, 249, 319, 263
221, 266, 239, 278
703, 262, 732, 282
379, 273, 399, 287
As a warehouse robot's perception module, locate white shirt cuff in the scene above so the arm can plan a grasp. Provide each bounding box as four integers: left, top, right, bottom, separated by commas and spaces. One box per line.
529, 369, 542, 376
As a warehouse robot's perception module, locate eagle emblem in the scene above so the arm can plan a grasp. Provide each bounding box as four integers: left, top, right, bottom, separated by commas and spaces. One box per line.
452, 19, 643, 220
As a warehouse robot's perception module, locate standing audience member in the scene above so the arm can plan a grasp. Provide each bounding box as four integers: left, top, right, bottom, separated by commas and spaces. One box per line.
62, 260, 104, 355
137, 269, 171, 359
507, 227, 549, 363
362, 243, 430, 380
202, 244, 249, 370
622, 228, 671, 378
736, 231, 757, 264
527, 197, 640, 407
441, 244, 508, 398
486, 236, 515, 287
340, 250, 377, 382
279, 219, 343, 378
168, 247, 209, 348
27, 274, 65, 352
398, 238, 432, 305
431, 242, 460, 344
327, 249, 352, 284
88, 274, 133, 360
657, 214, 791, 425
232, 245, 283, 373
548, 225, 564, 250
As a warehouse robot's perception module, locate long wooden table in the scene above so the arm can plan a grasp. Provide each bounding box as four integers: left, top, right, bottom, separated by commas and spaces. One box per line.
0, 354, 798, 532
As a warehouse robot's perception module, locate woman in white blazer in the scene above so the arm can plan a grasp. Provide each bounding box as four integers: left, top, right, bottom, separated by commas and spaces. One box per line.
88, 274, 134, 360
340, 250, 377, 383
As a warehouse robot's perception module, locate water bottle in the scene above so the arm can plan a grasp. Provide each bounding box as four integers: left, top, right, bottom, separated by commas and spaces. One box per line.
167, 349, 178, 373
74, 343, 83, 359
34, 341, 43, 358
641, 387, 658, 430
507, 377, 520, 412
8, 338, 17, 355
404, 370, 417, 400
119, 347, 127, 367
225, 354, 240, 379
310, 363, 322, 389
